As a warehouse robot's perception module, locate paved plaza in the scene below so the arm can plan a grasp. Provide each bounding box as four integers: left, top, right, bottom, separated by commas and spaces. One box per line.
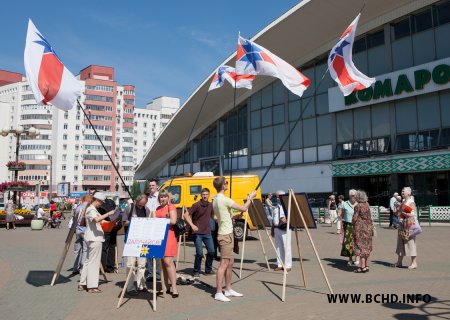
1, 219, 449, 320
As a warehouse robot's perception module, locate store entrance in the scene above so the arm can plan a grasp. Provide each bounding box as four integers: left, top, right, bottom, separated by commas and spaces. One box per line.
398, 171, 450, 206
334, 175, 390, 206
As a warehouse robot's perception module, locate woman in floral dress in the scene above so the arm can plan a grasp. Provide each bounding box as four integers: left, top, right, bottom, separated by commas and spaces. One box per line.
340, 189, 358, 266
352, 190, 373, 273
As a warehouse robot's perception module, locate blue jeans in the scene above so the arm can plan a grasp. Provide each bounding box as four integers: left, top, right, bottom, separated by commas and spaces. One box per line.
193, 233, 215, 274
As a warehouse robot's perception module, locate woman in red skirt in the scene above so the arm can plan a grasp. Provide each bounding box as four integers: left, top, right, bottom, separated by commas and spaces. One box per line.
154, 190, 179, 297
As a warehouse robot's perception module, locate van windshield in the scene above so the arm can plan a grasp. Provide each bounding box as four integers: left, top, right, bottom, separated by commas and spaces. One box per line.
161, 185, 181, 204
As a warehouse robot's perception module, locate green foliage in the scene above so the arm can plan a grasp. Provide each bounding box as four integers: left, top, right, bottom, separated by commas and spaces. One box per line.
143, 180, 149, 194
130, 181, 142, 200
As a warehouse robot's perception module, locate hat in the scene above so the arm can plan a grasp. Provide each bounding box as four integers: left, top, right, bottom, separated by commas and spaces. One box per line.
93, 192, 106, 202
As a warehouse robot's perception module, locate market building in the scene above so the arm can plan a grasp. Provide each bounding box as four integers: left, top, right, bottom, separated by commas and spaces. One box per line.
135, 0, 450, 206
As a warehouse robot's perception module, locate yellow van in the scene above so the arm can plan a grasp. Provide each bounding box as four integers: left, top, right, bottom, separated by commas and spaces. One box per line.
159, 172, 262, 240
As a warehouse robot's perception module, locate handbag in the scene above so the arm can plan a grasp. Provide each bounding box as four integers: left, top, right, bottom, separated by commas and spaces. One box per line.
409, 221, 422, 238
174, 217, 187, 238
398, 220, 410, 241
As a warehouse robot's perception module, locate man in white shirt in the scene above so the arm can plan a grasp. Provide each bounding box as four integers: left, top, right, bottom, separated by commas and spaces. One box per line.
145, 178, 160, 282
212, 176, 256, 303
145, 178, 159, 213
389, 192, 399, 229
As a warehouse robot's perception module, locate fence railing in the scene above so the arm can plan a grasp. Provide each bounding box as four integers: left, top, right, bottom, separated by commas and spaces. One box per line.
428, 206, 450, 226
311, 206, 450, 226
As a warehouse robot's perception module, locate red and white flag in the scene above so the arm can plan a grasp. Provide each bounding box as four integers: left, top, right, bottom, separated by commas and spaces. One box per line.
236, 35, 310, 98
328, 14, 375, 96
209, 65, 254, 91
24, 19, 81, 110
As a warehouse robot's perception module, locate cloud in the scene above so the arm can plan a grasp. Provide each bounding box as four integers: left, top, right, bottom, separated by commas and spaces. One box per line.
178, 26, 235, 53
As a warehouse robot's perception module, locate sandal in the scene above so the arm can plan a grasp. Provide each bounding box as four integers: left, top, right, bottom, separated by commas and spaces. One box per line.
78, 285, 87, 291
354, 268, 365, 273
391, 263, 403, 268
87, 288, 102, 293
362, 267, 369, 273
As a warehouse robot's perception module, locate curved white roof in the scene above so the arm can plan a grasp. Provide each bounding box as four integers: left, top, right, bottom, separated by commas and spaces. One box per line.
135, 0, 434, 179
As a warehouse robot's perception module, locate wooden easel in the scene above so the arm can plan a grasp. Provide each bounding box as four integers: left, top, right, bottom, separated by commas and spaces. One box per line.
117, 258, 166, 311
239, 200, 284, 279
238, 205, 274, 279
175, 205, 188, 268
281, 189, 333, 301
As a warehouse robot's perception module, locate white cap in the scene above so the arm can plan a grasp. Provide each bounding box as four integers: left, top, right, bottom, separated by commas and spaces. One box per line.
93, 192, 106, 202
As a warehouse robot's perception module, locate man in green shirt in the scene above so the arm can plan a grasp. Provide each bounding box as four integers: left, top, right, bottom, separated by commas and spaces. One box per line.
212, 176, 257, 302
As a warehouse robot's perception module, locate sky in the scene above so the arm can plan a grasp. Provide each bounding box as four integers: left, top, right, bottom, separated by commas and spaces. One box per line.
0, 0, 301, 107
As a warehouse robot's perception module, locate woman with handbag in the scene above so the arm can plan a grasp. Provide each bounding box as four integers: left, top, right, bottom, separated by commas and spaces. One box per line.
352, 190, 373, 273
153, 190, 179, 298
273, 194, 292, 272
393, 187, 418, 270
78, 192, 114, 293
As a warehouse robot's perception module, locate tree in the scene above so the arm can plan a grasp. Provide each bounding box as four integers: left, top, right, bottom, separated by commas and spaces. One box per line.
130, 181, 141, 200
143, 180, 149, 194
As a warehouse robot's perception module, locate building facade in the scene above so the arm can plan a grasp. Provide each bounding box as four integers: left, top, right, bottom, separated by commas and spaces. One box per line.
0, 65, 136, 195
133, 96, 180, 168
136, 0, 450, 206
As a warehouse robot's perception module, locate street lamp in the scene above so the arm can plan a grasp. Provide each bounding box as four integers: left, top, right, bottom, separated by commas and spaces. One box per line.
1, 126, 40, 206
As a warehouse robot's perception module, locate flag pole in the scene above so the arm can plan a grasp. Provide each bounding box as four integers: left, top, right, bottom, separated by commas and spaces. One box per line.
77, 99, 132, 199
229, 86, 238, 197
254, 67, 330, 191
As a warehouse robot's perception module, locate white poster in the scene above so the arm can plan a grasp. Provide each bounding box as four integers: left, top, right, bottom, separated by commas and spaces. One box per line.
122, 218, 170, 258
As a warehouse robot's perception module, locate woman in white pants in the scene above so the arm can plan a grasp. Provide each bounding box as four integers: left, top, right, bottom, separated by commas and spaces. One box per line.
273, 198, 292, 272
79, 192, 114, 293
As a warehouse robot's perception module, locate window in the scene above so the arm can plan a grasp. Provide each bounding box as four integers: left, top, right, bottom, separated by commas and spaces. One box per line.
412, 9, 433, 33
63, 124, 68, 130
417, 130, 439, 150
434, 1, 450, 26
63, 144, 67, 150
63, 134, 68, 140
76, 125, 80, 130
62, 165, 66, 170
393, 17, 411, 40
396, 133, 417, 151
190, 185, 202, 195
62, 154, 67, 161
164, 185, 181, 204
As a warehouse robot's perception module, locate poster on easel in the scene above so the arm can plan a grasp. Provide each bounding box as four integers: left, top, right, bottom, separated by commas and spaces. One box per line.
123, 217, 170, 259
119, 217, 170, 311
247, 198, 271, 228
279, 192, 316, 229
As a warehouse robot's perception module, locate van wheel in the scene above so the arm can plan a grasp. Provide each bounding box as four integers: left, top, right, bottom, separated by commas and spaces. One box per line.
233, 221, 246, 241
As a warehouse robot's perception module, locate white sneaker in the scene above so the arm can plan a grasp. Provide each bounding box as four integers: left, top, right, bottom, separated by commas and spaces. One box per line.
215, 292, 231, 302
224, 289, 243, 297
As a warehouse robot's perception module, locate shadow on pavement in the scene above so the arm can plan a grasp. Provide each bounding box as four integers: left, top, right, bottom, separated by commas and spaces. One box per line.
26, 270, 70, 287
383, 296, 449, 319
322, 258, 356, 272
372, 260, 397, 268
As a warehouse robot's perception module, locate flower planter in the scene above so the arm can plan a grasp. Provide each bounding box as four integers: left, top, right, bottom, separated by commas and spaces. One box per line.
8, 165, 26, 171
